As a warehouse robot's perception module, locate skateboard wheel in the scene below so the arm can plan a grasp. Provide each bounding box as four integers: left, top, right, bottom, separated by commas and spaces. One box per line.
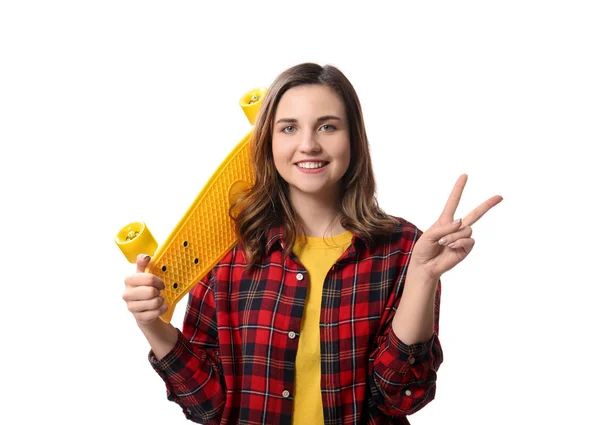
228, 180, 251, 205
115, 221, 158, 263
240, 87, 267, 125
228, 180, 251, 218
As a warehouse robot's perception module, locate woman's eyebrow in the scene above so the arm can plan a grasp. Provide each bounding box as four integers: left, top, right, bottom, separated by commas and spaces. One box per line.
274, 115, 342, 125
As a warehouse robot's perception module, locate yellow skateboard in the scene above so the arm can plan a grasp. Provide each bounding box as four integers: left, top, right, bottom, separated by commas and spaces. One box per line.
115, 87, 266, 323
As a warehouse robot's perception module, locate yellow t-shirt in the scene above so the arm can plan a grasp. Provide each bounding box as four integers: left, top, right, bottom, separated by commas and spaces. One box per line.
291, 230, 353, 425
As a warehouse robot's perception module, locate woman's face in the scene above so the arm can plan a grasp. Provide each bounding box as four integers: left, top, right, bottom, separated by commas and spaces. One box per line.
271, 84, 351, 203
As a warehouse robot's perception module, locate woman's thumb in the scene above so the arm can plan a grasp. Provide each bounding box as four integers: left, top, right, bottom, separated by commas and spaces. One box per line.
136, 254, 151, 273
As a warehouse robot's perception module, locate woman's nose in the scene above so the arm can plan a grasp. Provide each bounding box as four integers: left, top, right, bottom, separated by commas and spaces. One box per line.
298, 131, 321, 152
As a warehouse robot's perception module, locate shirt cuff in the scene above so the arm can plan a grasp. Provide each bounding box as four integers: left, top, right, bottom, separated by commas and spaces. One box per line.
386, 327, 436, 367
148, 329, 205, 387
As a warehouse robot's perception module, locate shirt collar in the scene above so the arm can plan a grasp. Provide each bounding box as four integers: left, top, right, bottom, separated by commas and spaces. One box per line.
264, 224, 371, 256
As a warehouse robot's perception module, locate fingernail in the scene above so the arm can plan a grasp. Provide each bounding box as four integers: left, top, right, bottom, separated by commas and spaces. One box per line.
453, 218, 462, 224
438, 237, 447, 246
143, 255, 151, 262
448, 242, 456, 247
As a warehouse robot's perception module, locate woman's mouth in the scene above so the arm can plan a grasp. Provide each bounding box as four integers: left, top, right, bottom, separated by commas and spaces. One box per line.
295, 161, 329, 173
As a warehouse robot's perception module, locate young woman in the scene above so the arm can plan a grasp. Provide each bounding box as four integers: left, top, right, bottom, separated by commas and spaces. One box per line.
122, 63, 502, 425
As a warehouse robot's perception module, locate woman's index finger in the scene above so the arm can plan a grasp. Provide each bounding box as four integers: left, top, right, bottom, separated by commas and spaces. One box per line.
462, 195, 504, 227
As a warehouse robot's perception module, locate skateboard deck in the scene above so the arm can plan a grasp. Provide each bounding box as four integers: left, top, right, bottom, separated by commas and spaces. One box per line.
115, 87, 266, 323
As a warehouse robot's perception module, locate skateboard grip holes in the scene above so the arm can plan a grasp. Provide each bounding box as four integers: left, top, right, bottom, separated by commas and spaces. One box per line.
183, 241, 188, 247
162, 266, 167, 272
173, 283, 179, 290
194, 258, 199, 264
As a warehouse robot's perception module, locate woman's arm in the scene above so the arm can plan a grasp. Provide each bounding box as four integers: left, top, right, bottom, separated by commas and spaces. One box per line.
392, 264, 437, 345
370, 263, 443, 417
138, 319, 179, 360
148, 274, 226, 425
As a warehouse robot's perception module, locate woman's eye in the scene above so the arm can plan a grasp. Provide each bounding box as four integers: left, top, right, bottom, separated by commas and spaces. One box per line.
281, 124, 336, 133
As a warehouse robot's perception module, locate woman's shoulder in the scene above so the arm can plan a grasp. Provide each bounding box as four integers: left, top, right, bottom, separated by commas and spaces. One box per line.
216, 243, 248, 268
386, 215, 424, 237
369, 214, 425, 251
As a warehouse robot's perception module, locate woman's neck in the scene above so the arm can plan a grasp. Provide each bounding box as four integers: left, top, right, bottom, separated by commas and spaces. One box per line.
288, 189, 346, 237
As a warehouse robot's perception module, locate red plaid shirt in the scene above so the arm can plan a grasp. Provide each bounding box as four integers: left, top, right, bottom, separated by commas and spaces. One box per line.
149, 217, 443, 424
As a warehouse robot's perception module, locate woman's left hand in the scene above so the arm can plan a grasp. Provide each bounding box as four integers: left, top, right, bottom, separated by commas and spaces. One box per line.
409, 174, 503, 280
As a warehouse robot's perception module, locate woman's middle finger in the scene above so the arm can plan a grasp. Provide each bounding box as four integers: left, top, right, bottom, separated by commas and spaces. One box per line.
122, 285, 161, 302
127, 297, 165, 313
438, 225, 473, 246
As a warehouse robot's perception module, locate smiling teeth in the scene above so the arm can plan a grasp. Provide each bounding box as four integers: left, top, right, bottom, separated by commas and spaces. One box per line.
297, 162, 325, 169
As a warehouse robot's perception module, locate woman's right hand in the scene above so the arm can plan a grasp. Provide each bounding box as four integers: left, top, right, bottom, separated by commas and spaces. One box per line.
123, 254, 168, 325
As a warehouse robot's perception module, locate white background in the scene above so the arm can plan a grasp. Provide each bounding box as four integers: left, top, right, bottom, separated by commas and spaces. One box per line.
1, 1, 598, 424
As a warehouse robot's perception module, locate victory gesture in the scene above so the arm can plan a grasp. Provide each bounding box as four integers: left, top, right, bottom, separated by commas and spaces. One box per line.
410, 174, 503, 280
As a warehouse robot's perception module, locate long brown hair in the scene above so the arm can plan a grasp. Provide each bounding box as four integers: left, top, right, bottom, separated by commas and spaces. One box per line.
231, 62, 397, 268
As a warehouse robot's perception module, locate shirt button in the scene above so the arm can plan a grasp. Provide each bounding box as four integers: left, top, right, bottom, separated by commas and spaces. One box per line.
296, 273, 304, 281
282, 390, 290, 398
405, 390, 412, 396
288, 331, 296, 339
408, 357, 415, 365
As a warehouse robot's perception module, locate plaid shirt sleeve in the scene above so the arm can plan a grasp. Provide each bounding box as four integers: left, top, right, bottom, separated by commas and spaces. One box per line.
148, 272, 226, 425
372, 286, 443, 416
369, 231, 444, 417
